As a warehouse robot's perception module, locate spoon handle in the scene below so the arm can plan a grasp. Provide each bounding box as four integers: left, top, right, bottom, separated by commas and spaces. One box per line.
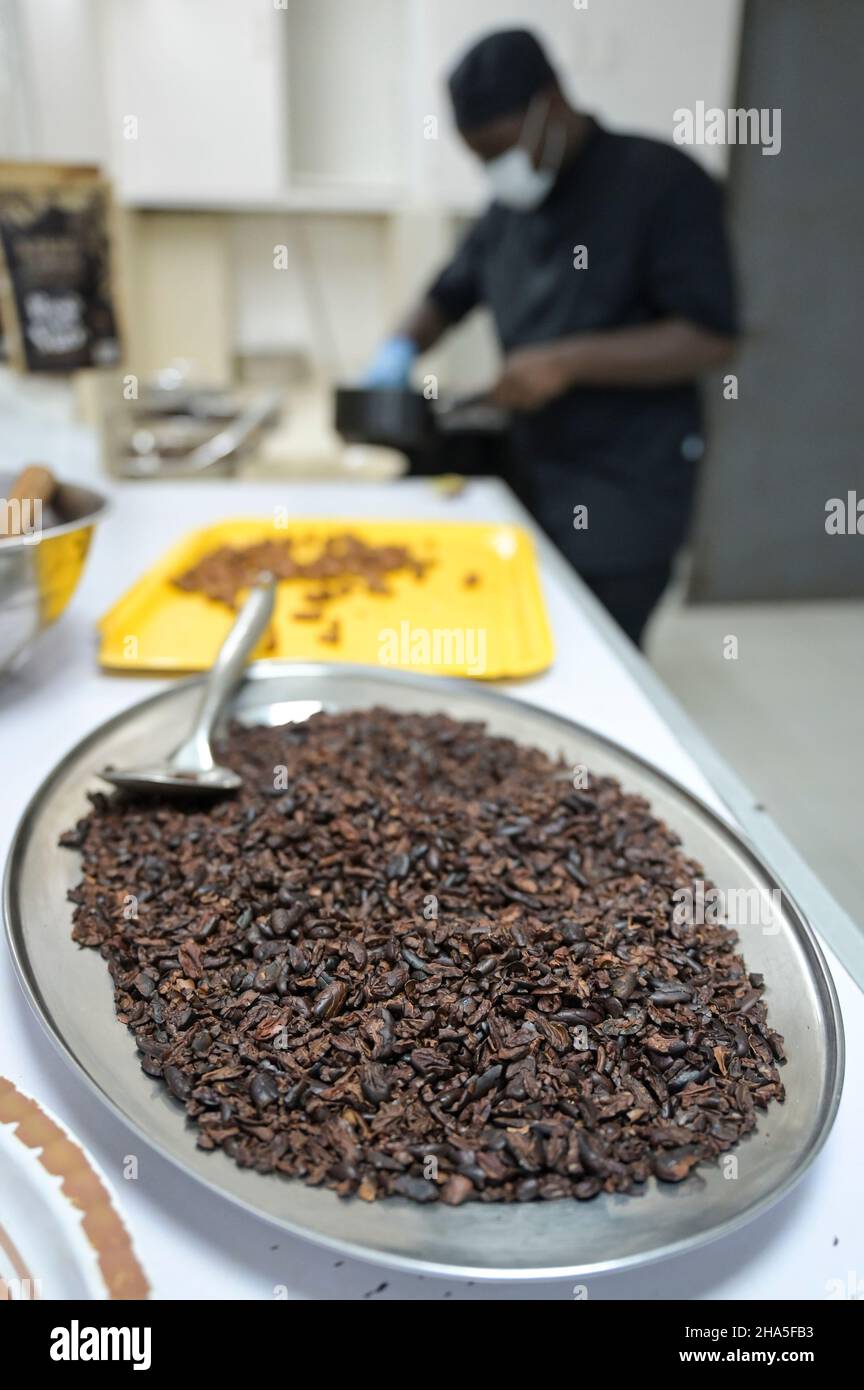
174, 579, 276, 770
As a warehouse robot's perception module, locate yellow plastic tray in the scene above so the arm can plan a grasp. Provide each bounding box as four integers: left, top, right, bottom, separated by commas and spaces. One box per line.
98, 517, 554, 680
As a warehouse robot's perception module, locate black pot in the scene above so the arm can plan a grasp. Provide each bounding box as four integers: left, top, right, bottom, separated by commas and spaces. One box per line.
334, 387, 434, 452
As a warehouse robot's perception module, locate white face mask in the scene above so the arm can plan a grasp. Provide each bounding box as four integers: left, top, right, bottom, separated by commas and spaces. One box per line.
485, 95, 565, 211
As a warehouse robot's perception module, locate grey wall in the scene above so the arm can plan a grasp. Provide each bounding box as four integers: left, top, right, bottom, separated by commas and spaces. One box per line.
689, 0, 864, 601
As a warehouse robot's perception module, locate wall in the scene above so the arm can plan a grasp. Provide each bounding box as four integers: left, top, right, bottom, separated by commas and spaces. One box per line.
689, 0, 864, 600
123, 213, 233, 382
229, 213, 392, 370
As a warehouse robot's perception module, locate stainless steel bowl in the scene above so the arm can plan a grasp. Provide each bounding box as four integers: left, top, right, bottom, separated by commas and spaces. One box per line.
0, 473, 108, 673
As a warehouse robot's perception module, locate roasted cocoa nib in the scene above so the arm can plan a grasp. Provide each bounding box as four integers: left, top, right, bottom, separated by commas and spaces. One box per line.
173, 533, 431, 609
61, 710, 785, 1203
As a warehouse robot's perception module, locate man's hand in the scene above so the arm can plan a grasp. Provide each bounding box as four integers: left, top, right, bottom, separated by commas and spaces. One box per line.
490, 343, 577, 411
491, 320, 736, 406
361, 335, 418, 388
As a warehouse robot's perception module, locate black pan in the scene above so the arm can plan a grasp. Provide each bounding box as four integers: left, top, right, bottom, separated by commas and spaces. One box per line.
334, 387, 434, 451
334, 386, 506, 453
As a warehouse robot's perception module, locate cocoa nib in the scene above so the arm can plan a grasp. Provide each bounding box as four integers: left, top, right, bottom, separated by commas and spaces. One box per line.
61, 708, 785, 1203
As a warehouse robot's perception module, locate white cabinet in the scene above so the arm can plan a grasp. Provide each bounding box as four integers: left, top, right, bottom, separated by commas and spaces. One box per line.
98, 0, 286, 203
3, 0, 743, 207
8, 0, 108, 164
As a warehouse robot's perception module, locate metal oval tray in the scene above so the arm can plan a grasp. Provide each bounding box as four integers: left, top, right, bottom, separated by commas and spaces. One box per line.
3, 663, 844, 1281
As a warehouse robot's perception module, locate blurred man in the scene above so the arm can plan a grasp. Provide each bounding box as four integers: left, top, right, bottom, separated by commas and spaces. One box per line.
365, 29, 738, 645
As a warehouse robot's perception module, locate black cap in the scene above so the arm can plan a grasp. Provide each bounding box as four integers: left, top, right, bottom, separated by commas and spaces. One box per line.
448, 29, 557, 131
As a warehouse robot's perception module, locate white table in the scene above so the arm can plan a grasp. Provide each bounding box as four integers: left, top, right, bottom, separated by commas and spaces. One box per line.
1, 469, 860, 1301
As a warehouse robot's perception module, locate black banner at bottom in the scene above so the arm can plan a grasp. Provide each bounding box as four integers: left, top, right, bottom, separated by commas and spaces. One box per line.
3, 1297, 855, 1374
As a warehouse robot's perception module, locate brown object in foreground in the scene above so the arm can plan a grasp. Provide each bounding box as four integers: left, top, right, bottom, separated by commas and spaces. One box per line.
0, 1076, 150, 1299
61, 710, 785, 1204
174, 533, 431, 609
0, 464, 57, 537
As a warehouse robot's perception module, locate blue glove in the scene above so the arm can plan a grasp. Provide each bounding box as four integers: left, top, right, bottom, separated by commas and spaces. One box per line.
361, 335, 418, 388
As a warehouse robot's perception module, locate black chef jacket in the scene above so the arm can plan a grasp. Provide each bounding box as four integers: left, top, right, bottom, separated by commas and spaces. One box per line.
427, 121, 738, 575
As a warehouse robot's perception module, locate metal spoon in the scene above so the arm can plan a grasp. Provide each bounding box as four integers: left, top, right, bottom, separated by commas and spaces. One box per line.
99, 578, 275, 796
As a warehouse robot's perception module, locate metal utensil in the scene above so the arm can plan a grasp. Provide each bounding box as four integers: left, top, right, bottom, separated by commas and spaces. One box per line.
119, 391, 282, 480
99, 580, 275, 795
